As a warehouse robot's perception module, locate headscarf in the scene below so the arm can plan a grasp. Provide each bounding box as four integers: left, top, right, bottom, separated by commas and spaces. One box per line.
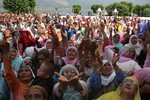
44, 39, 52, 49
97, 77, 141, 100
101, 60, 116, 86
112, 34, 123, 51
123, 35, 143, 55
134, 68, 150, 86
59, 64, 79, 75
62, 46, 79, 66
18, 65, 35, 79
25, 85, 48, 100
23, 46, 35, 58
118, 47, 137, 62
116, 77, 140, 100
62, 90, 82, 100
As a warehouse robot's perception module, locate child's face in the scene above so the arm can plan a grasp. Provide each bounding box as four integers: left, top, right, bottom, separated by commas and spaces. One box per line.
67, 48, 77, 60
36, 63, 49, 78
63, 68, 76, 80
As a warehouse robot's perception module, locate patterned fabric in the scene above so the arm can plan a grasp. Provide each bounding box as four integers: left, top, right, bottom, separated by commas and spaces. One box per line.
63, 90, 82, 100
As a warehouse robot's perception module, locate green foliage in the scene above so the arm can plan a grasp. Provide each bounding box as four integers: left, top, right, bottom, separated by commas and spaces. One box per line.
106, 2, 131, 16
72, 4, 81, 14
120, 1, 133, 13
3, 0, 36, 13
143, 8, 150, 17
91, 4, 104, 13
142, 3, 150, 17
28, 0, 36, 13
132, 5, 143, 16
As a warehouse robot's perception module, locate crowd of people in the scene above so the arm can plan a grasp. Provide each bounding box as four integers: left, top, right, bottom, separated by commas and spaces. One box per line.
0, 12, 150, 100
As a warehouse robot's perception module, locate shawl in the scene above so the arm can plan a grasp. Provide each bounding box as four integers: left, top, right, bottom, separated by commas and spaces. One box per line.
123, 35, 143, 55
97, 77, 141, 100
101, 60, 116, 86
62, 46, 79, 66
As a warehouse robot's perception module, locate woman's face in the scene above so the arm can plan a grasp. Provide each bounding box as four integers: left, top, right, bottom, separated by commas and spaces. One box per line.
113, 35, 120, 43
124, 48, 135, 59
86, 54, 94, 67
67, 48, 77, 60
24, 59, 32, 67
18, 67, 33, 83
9, 48, 17, 60
120, 78, 137, 96
26, 88, 45, 100
46, 41, 52, 50
63, 68, 76, 80
131, 36, 138, 45
102, 62, 113, 76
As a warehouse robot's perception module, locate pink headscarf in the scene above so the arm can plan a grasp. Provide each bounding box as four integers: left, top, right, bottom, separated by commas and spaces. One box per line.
62, 46, 79, 66
134, 67, 150, 85
118, 47, 137, 62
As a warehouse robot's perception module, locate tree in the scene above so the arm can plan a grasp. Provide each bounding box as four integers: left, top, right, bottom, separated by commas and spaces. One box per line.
143, 8, 150, 17
91, 4, 104, 14
132, 5, 143, 16
28, 0, 36, 13
72, 4, 81, 14
120, 1, 133, 13
106, 2, 129, 16
3, 0, 36, 13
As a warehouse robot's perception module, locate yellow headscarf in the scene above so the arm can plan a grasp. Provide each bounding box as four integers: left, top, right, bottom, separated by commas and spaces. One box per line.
97, 77, 141, 100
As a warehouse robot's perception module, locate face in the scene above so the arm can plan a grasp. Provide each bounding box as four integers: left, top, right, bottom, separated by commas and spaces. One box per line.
26, 88, 45, 100
113, 35, 120, 43
102, 62, 113, 76
9, 48, 17, 60
18, 67, 33, 83
131, 36, 138, 45
63, 68, 76, 80
37, 63, 48, 78
46, 41, 52, 50
86, 53, 94, 67
24, 59, 32, 67
120, 78, 137, 95
67, 48, 77, 60
124, 48, 135, 59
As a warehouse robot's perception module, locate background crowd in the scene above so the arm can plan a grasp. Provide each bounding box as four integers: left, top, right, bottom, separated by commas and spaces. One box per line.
0, 12, 150, 100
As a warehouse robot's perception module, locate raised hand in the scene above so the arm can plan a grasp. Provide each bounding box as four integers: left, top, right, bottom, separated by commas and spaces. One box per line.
54, 72, 69, 84
70, 72, 83, 84
0, 41, 10, 53
112, 53, 120, 73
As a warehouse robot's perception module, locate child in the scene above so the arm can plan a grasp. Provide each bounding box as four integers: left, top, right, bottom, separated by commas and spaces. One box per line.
31, 60, 56, 99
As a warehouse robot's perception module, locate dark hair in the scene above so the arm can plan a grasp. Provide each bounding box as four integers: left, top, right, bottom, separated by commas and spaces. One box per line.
38, 49, 51, 59
43, 60, 56, 77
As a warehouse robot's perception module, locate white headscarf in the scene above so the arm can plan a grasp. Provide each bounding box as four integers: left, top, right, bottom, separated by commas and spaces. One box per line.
122, 35, 143, 55
101, 60, 116, 86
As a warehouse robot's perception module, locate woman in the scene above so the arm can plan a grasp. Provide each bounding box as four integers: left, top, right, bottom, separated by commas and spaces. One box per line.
111, 34, 124, 52
79, 51, 96, 82
0, 42, 35, 100
117, 47, 141, 75
1, 46, 23, 75
88, 54, 127, 99
97, 76, 141, 100
54, 46, 79, 67
53, 64, 88, 100
25, 85, 48, 100
121, 35, 143, 56
134, 68, 150, 100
